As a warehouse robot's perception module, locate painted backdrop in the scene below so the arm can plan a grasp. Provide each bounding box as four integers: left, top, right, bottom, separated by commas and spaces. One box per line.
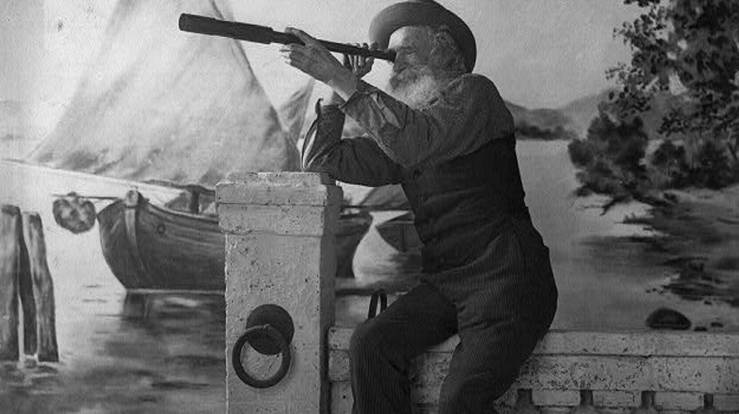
1, 0, 737, 412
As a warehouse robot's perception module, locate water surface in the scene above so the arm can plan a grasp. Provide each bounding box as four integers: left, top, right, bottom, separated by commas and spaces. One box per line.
0, 140, 735, 413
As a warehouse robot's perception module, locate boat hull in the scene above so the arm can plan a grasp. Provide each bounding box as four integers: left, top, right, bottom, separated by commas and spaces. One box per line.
97, 191, 372, 291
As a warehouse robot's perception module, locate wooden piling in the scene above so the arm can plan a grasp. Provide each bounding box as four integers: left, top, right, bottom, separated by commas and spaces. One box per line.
0, 205, 21, 360
18, 219, 37, 356
22, 212, 58, 362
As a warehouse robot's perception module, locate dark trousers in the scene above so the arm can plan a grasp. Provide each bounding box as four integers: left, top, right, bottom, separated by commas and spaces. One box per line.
349, 223, 557, 414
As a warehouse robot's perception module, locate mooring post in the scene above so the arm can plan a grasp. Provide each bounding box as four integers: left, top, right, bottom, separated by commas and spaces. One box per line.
22, 212, 59, 362
217, 172, 342, 414
0, 205, 21, 360
18, 212, 37, 357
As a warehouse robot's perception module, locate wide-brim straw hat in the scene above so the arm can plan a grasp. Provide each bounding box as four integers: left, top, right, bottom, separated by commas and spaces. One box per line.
369, 0, 476, 72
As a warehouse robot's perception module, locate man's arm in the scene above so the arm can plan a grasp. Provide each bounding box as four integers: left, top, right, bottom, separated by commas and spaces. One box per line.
279, 28, 513, 169
340, 74, 514, 168
302, 99, 404, 187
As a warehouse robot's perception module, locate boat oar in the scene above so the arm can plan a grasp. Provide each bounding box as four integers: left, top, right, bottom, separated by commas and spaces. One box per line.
50, 193, 119, 201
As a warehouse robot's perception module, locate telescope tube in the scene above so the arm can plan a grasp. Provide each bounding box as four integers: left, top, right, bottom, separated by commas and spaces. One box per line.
179, 13, 396, 63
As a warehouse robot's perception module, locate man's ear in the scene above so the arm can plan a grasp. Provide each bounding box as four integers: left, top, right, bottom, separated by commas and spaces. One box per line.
430, 25, 467, 73
433, 26, 455, 47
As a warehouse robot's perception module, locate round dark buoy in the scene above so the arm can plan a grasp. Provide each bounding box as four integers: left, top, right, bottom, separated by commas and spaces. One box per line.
646, 307, 691, 330
52, 192, 96, 234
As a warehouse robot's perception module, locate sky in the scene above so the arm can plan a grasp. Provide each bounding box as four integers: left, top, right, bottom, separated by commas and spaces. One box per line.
1, 0, 643, 137
231, 0, 642, 109
0, 0, 44, 104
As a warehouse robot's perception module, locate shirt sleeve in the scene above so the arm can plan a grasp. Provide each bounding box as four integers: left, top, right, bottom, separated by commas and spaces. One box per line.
339, 74, 515, 168
301, 100, 404, 187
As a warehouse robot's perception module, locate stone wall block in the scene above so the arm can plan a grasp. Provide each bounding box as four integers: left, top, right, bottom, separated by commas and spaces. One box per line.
715, 394, 739, 410
532, 389, 581, 406
654, 357, 739, 393
654, 392, 703, 410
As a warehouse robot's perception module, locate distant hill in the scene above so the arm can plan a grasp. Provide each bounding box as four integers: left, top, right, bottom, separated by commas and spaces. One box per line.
505, 101, 578, 141
558, 89, 687, 141
558, 90, 613, 138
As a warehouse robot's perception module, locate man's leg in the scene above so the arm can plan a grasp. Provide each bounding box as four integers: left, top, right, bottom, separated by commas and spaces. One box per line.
430, 218, 557, 413
437, 314, 553, 414
350, 282, 457, 414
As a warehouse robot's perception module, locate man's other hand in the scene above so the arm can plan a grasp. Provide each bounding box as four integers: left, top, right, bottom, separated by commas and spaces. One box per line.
343, 43, 376, 79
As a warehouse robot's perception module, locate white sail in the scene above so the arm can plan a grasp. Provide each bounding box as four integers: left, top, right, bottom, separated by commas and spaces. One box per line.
29, 0, 299, 186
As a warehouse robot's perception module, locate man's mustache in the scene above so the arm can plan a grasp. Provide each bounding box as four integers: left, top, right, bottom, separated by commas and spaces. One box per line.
389, 65, 423, 87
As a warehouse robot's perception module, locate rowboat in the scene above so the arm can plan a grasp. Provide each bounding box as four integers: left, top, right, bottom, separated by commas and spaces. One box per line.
375, 211, 423, 276
375, 211, 421, 253
97, 190, 372, 292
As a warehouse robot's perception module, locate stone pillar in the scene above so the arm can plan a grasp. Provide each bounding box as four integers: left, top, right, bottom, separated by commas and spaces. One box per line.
217, 172, 342, 414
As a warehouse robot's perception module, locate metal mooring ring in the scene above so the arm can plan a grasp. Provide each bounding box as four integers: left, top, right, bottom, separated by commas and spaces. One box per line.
232, 324, 291, 388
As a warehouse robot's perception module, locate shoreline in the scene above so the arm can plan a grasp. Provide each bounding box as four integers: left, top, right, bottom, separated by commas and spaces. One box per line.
623, 186, 739, 309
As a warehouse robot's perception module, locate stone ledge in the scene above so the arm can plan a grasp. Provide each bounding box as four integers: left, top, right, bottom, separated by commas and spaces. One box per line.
329, 351, 739, 393
225, 172, 333, 186
329, 328, 739, 357
328, 328, 739, 411
216, 172, 343, 207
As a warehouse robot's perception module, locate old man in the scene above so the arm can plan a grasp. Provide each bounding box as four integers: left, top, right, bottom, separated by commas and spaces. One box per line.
281, 1, 558, 412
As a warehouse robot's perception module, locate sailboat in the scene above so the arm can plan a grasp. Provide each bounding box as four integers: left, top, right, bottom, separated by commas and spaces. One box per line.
31, 0, 372, 291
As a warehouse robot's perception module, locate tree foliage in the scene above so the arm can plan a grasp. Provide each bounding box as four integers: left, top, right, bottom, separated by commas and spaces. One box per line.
568, 109, 649, 199
569, 0, 739, 203
647, 139, 736, 189
608, 0, 739, 162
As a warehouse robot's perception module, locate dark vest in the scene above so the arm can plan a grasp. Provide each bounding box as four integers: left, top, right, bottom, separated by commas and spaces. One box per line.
401, 134, 530, 273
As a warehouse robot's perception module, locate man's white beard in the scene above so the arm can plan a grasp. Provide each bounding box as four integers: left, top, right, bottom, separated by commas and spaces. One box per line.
386, 66, 444, 109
